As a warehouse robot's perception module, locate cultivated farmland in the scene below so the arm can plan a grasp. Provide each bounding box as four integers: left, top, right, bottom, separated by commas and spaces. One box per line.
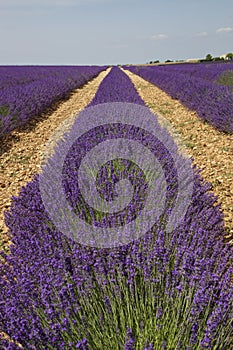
125, 62, 233, 133
0, 64, 233, 349
0, 66, 107, 138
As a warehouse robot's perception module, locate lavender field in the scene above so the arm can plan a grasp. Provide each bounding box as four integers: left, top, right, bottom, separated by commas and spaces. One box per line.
125, 62, 233, 133
0, 65, 233, 349
0, 66, 107, 138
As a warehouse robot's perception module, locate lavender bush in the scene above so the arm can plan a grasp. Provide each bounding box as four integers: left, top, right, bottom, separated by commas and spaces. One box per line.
1, 67, 233, 349
0, 65, 107, 138
88, 66, 145, 105
124, 63, 233, 133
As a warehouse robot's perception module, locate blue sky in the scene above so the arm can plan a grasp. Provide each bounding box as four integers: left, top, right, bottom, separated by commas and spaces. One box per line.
0, 0, 233, 65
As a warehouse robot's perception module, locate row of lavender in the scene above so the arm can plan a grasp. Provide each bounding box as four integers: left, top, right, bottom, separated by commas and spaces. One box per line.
0, 66, 107, 138
124, 63, 233, 133
1, 67, 233, 349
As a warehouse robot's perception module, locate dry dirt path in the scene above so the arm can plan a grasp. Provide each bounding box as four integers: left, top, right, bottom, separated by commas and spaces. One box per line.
123, 68, 233, 241
0, 68, 111, 249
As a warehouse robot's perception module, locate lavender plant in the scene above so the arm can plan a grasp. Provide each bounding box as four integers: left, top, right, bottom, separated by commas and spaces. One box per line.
0, 67, 232, 349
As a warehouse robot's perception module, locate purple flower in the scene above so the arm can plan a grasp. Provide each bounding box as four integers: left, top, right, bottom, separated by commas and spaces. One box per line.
124, 327, 136, 350
75, 338, 89, 349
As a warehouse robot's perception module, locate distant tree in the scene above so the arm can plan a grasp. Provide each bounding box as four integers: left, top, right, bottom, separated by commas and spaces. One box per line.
205, 53, 213, 61
213, 56, 224, 61
165, 59, 173, 63
148, 60, 160, 64
226, 53, 233, 60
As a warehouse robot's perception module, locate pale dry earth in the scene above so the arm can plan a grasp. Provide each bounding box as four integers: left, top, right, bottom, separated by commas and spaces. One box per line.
0, 68, 111, 248
123, 68, 233, 241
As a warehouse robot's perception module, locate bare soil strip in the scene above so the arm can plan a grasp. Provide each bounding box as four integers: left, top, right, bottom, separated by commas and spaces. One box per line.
0, 68, 111, 247
123, 69, 233, 241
